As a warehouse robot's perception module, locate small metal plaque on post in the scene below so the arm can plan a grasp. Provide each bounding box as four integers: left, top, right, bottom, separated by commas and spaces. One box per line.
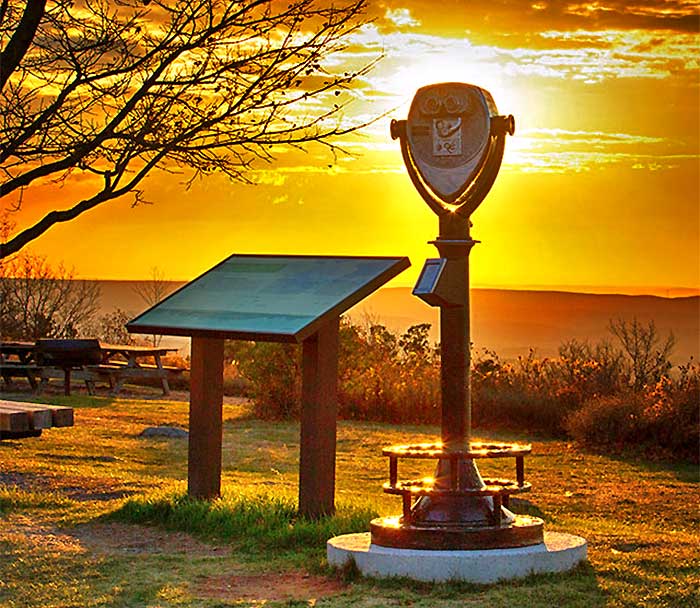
412, 258, 460, 308
413, 258, 446, 295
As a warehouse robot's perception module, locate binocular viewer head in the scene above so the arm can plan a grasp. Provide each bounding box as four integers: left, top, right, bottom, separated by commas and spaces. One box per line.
393, 82, 514, 217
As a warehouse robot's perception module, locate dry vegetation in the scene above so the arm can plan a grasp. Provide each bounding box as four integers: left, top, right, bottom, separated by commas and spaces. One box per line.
228, 318, 699, 462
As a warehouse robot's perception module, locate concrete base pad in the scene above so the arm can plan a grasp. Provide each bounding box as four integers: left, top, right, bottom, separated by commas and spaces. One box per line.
327, 531, 587, 583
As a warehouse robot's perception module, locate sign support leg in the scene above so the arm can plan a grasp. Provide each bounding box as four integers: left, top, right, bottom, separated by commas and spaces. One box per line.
299, 317, 340, 519
188, 336, 224, 499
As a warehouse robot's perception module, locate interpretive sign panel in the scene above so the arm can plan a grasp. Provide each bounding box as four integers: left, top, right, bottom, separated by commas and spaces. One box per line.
127, 254, 410, 343
126, 253, 410, 515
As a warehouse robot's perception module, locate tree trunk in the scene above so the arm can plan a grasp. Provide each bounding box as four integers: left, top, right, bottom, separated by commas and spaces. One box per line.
0, 0, 46, 91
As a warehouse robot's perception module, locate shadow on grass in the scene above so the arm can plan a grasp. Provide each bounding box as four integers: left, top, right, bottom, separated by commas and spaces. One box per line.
576, 443, 699, 483
0, 390, 118, 409
509, 496, 548, 520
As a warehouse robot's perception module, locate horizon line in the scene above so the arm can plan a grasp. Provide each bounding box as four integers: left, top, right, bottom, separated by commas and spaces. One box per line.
82, 278, 700, 298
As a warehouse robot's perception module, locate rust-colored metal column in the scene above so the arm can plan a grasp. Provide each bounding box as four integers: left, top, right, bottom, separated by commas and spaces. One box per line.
188, 336, 224, 499
436, 213, 474, 450
299, 317, 340, 519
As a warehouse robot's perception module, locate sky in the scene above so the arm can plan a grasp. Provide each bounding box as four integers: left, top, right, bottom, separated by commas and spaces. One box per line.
5, 0, 700, 293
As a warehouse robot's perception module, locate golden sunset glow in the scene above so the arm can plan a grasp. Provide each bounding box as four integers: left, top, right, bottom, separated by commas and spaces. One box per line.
4, 1, 699, 293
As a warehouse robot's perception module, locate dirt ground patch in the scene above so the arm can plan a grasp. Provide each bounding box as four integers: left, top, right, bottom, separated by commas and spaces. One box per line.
195, 571, 347, 602
1, 516, 348, 604
70, 519, 348, 603
0, 469, 139, 502
0, 518, 226, 558
69, 521, 228, 556
0, 514, 85, 556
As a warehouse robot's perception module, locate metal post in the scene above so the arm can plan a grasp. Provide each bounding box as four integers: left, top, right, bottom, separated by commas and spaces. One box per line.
188, 336, 224, 499
371, 83, 545, 550
435, 213, 475, 450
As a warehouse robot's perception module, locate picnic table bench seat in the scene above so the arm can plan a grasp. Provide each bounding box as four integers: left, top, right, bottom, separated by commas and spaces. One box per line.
84, 361, 186, 373
0, 361, 41, 389
79, 362, 186, 396
0, 400, 74, 439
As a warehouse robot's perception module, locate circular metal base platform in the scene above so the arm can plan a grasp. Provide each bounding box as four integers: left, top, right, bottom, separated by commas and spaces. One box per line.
370, 514, 544, 550
327, 531, 588, 584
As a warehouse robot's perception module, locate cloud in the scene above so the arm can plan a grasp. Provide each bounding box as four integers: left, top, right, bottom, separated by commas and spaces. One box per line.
343, 25, 698, 92
505, 150, 697, 173
384, 8, 421, 29
520, 128, 668, 145
561, 1, 700, 31
505, 128, 697, 172
325, 128, 698, 175
271, 194, 289, 205
374, 0, 699, 33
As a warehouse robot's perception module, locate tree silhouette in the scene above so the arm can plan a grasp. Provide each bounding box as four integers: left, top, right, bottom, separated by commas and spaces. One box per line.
0, 252, 100, 339
0, 0, 373, 258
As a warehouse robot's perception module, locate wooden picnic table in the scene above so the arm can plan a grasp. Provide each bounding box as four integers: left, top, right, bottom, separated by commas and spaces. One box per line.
99, 343, 177, 364
88, 343, 180, 396
2, 340, 183, 396
0, 341, 35, 360
0, 341, 39, 389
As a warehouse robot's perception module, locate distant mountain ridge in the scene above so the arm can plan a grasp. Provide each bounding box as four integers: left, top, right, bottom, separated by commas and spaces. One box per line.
351, 288, 699, 362
94, 281, 699, 362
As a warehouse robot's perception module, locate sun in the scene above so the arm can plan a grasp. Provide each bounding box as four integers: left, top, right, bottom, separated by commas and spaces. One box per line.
345, 25, 530, 147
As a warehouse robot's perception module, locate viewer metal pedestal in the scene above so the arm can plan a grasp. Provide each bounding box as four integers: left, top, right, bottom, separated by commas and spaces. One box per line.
370, 214, 543, 551
328, 82, 586, 580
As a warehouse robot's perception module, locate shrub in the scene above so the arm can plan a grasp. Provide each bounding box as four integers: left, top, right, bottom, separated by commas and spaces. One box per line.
0, 253, 100, 340
227, 320, 440, 423
338, 321, 439, 424
564, 392, 646, 447
226, 340, 301, 419
608, 317, 675, 390
557, 338, 626, 396
222, 362, 251, 397
86, 308, 134, 344
471, 349, 584, 435
565, 362, 699, 462
225, 315, 697, 462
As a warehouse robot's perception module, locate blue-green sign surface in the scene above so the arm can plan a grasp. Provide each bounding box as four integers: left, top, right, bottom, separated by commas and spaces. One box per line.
127, 255, 410, 342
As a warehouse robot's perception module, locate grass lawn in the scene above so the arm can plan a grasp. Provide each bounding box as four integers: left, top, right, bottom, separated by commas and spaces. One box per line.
0, 391, 697, 607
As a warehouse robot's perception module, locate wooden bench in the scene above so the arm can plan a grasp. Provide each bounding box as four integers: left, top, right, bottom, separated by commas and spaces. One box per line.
0, 400, 74, 439
0, 362, 41, 390
81, 363, 185, 395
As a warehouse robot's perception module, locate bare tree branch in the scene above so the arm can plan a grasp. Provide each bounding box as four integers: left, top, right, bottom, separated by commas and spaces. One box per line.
0, 0, 377, 258
0, 0, 45, 91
